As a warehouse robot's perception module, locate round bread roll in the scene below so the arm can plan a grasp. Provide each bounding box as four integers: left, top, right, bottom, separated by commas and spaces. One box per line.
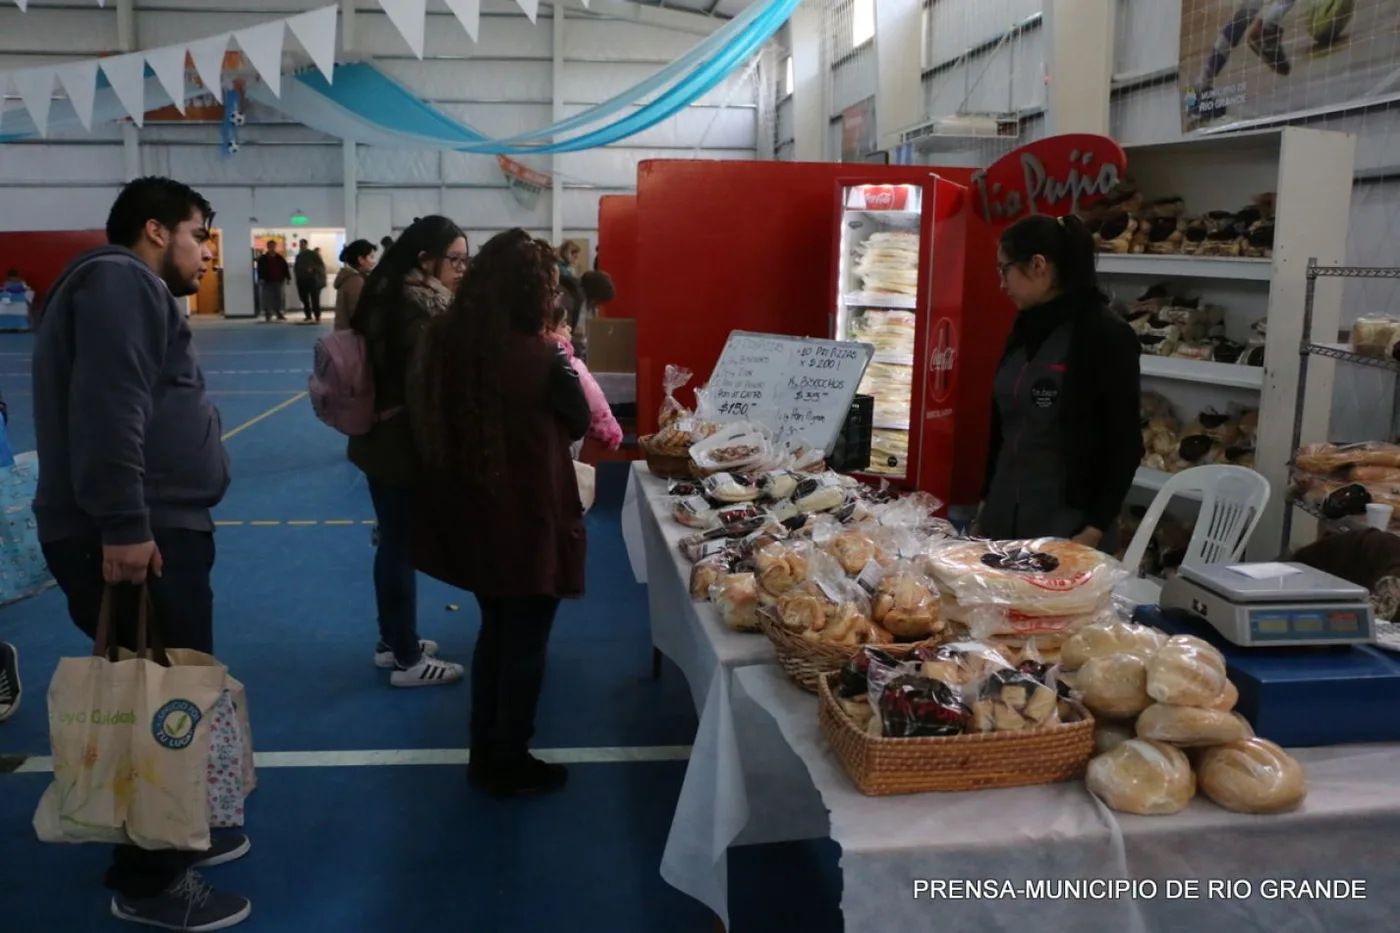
1206, 679, 1239, 712
1086, 739, 1196, 815
1198, 738, 1307, 814
1077, 653, 1151, 719
1135, 703, 1252, 747
1062, 621, 1168, 670
1146, 635, 1227, 707
1093, 719, 1138, 755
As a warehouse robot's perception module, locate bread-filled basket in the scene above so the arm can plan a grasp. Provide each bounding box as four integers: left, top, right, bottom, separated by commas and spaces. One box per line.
639, 433, 694, 478
759, 609, 939, 692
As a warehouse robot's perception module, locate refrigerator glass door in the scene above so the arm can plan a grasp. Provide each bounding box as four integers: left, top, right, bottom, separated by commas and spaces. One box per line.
836, 183, 924, 480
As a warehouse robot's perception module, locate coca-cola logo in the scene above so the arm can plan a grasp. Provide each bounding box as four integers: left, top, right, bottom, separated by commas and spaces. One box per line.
928, 318, 956, 403
859, 185, 908, 211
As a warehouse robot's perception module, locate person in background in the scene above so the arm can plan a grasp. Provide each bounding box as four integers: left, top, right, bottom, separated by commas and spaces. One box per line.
557, 240, 582, 280
293, 238, 326, 323
573, 270, 615, 363
2, 269, 29, 301
350, 216, 469, 687
32, 176, 249, 929
551, 279, 623, 454
255, 240, 289, 322
975, 213, 1142, 552
1190, 0, 1297, 120
334, 239, 376, 331
411, 230, 589, 797
380, 235, 395, 253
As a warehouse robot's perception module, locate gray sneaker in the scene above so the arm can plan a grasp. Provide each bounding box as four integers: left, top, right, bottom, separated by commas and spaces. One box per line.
110, 870, 250, 931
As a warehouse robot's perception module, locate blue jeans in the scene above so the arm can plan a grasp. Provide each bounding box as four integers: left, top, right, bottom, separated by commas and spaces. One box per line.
368, 481, 422, 667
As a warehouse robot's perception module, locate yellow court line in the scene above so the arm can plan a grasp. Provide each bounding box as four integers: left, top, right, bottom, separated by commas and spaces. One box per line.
220, 391, 308, 441
215, 519, 375, 527
250, 521, 282, 526
286, 520, 318, 526
323, 520, 355, 526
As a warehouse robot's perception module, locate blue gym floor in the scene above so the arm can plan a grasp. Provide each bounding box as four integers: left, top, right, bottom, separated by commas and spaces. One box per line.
0, 321, 843, 933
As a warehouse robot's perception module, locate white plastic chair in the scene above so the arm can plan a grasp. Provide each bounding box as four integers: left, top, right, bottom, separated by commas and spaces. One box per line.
1116, 465, 1272, 607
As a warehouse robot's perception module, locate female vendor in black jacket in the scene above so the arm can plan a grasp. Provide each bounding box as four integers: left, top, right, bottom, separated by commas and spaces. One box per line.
976, 213, 1143, 552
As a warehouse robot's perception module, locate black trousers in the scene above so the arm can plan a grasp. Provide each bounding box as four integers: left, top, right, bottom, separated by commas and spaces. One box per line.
43, 528, 217, 900
470, 595, 559, 764
296, 278, 321, 321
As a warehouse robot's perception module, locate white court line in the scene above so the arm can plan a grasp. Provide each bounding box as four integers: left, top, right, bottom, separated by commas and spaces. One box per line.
11, 745, 692, 774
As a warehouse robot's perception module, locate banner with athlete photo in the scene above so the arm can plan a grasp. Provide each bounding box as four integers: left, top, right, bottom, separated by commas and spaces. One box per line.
1178, 0, 1400, 132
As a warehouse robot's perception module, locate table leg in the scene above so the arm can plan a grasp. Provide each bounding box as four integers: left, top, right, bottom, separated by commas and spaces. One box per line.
652, 646, 663, 680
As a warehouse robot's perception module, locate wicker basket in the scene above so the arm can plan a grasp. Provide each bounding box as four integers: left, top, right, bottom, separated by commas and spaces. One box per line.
757, 609, 941, 693
639, 434, 693, 479
817, 671, 1096, 795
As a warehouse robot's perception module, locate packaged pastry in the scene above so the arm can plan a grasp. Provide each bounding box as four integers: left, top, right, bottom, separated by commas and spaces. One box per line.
1197, 738, 1307, 814
1093, 719, 1138, 755
703, 472, 760, 504
1206, 679, 1239, 712
691, 423, 773, 473
1294, 441, 1400, 475
825, 529, 884, 575
923, 538, 1126, 620
916, 641, 1011, 687
1146, 635, 1228, 707
689, 550, 739, 600
753, 540, 811, 597
658, 364, 694, 430
712, 573, 761, 632
1076, 652, 1151, 719
672, 495, 719, 529
793, 475, 848, 514
1086, 739, 1196, 816
677, 516, 767, 561
875, 674, 971, 737
836, 645, 904, 697
1061, 620, 1168, 670
1351, 317, 1400, 359
1135, 703, 1252, 747
968, 668, 1062, 732
866, 563, 944, 640
757, 470, 800, 502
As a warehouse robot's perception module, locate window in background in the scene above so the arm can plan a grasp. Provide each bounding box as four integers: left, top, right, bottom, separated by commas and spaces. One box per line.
852, 0, 875, 47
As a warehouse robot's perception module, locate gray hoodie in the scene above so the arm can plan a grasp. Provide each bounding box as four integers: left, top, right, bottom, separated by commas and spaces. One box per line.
32, 246, 231, 545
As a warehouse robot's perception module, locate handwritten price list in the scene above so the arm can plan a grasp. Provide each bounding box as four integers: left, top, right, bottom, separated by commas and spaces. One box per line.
707, 332, 872, 454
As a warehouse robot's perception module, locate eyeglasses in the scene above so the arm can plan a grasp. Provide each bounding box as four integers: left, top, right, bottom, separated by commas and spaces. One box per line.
444, 255, 468, 271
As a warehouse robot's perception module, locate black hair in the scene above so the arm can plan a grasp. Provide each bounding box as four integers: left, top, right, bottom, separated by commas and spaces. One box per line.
352, 214, 464, 337
557, 276, 584, 329
999, 214, 1100, 298
105, 176, 214, 249
380, 235, 394, 249
580, 270, 615, 305
339, 239, 376, 267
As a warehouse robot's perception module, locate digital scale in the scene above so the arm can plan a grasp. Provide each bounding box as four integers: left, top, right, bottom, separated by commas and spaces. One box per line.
1159, 562, 1375, 648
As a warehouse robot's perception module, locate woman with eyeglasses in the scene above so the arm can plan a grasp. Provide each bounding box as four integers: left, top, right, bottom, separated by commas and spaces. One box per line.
975, 213, 1142, 553
349, 215, 470, 687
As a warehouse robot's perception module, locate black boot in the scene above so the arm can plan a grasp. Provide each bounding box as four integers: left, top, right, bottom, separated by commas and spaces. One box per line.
476, 752, 567, 797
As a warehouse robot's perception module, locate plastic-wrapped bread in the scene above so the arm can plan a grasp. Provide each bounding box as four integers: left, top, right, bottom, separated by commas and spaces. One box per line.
1197, 738, 1307, 814
1086, 739, 1196, 815
1075, 653, 1152, 719
1093, 720, 1138, 755
1135, 703, 1252, 747
1147, 635, 1228, 707
1061, 621, 1168, 670
1205, 679, 1239, 712
712, 573, 760, 632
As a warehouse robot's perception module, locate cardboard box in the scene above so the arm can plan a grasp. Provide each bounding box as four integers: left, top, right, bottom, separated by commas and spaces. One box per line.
588, 317, 636, 374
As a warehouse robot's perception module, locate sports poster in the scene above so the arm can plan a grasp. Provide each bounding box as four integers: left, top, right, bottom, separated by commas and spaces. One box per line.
1178, 0, 1400, 131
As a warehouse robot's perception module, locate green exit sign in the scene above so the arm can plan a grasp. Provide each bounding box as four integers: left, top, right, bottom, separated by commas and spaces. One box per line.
290, 213, 309, 225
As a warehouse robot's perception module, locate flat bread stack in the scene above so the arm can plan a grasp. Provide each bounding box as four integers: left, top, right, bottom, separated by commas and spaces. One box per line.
923, 538, 1126, 647
850, 310, 916, 355
855, 232, 920, 296
868, 428, 909, 476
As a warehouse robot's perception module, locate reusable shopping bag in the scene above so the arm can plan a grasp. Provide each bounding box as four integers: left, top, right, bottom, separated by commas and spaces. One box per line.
0, 451, 54, 606
161, 648, 257, 821
33, 588, 229, 851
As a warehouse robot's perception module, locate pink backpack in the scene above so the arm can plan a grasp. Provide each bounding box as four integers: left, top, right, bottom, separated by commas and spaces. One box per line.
308, 330, 398, 435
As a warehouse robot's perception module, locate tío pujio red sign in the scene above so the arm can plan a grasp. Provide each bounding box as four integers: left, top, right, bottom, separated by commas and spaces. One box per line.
970, 134, 1128, 225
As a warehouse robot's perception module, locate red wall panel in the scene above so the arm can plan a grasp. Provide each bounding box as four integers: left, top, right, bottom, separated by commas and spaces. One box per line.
595, 195, 637, 321
0, 230, 109, 310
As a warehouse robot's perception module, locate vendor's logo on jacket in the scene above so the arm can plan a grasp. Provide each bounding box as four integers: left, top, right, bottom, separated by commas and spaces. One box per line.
928, 318, 956, 403
1030, 377, 1059, 409
970, 134, 1128, 224
152, 699, 202, 750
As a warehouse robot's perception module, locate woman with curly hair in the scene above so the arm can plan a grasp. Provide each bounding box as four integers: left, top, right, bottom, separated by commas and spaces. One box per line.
350, 215, 469, 688
411, 229, 590, 797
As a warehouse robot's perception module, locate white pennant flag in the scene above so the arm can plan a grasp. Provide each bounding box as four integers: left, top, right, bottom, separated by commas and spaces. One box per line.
444, 0, 480, 42
378, 0, 427, 58
14, 0, 27, 11
145, 44, 188, 114
187, 34, 229, 103
12, 67, 55, 137
55, 59, 99, 131
287, 6, 338, 83
100, 52, 147, 127
233, 20, 286, 98
514, 0, 539, 24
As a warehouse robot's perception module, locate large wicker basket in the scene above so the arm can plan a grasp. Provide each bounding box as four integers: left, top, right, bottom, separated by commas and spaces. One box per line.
757, 609, 942, 693
817, 671, 1096, 795
639, 434, 692, 479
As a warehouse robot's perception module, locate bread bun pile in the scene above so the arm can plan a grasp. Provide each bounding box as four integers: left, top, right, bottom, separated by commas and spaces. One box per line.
1064, 624, 1307, 816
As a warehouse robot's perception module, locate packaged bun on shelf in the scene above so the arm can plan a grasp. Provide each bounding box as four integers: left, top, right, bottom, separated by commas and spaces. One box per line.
1135, 703, 1253, 747
1076, 653, 1152, 719
1294, 441, 1400, 475
1086, 739, 1196, 815
1146, 635, 1228, 707
1061, 620, 1168, 670
1350, 317, 1400, 360
1197, 738, 1308, 815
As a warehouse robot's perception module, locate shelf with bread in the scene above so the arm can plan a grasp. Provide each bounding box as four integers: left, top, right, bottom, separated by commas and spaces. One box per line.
1092, 128, 1358, 558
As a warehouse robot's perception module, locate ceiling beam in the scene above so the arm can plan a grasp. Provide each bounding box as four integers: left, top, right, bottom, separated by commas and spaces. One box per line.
567, 0, 727, 36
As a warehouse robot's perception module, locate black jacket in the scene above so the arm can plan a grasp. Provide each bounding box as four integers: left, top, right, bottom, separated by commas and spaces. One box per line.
982, 290, 1143, 532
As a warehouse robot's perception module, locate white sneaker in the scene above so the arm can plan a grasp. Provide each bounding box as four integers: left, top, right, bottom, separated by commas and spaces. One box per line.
373, 639, 439, 670
390, 656, 464, 688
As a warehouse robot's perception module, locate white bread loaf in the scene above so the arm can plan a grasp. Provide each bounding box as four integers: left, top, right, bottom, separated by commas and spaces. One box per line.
1086, 739, 1196, 815
1135, 703, 1253, 747
1205, 679, 1239, 712
1093, 719, 1138, 755
1061, 621, 1168, 670
1077, 653, 1151, 719
1197, 738, 1307, 814
1146, 635, 1227, 707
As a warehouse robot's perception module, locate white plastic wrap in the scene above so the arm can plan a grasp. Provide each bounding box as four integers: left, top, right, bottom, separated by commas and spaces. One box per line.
1146, 635, 1228, 707
1135, 703, 1252, 747
1061, 620, 1169, 670
923, 538, 1128, 625
1197, 738, 1308, 815
1086, 738, 1196, 816
711, 572, 761, 632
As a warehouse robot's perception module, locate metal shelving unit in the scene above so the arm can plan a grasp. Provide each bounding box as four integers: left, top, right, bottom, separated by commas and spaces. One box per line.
1282, 260, 1400, 543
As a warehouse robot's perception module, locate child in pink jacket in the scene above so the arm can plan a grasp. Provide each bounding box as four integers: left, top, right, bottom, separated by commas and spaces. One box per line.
548, 295, 622, 450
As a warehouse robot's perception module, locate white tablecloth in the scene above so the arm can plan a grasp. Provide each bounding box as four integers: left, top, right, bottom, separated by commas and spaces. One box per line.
625, 462, 829, 925
735, 664, 1400, 933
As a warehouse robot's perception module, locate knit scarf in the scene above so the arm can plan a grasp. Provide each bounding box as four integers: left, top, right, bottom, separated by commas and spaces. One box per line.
403, 267, 454, 317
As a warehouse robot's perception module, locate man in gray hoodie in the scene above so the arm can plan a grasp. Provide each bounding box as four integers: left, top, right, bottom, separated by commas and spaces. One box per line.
32, 177, 249, 931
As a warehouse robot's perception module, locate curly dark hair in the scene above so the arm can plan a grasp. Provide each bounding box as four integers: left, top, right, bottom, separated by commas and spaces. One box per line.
413, 229, 559, 486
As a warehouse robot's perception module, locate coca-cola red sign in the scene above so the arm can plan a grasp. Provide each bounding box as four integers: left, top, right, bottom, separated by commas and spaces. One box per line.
970, 134, 1127, 225
855, 185, 911, 211
927, 318, 956, 404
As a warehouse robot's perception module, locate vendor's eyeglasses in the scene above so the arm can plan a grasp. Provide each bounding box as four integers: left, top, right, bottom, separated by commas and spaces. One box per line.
444, 254, 469, 271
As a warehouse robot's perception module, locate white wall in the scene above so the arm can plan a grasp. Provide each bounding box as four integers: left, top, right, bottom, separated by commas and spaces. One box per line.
0, 0, 759, 315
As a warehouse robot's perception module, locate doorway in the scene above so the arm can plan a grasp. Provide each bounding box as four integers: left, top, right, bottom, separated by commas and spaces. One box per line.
189, 228, 224, 315
251, 227, 346, 322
